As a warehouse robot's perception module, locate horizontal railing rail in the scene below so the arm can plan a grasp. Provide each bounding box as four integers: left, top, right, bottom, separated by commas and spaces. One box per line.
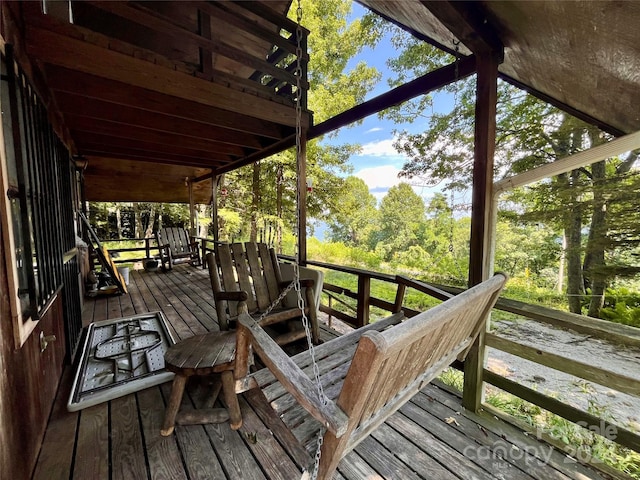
95, 237, 640, 455
281, 254, 640, 456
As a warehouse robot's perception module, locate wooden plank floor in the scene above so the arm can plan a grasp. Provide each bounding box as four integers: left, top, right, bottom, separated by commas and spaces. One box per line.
33, 267, 616, 480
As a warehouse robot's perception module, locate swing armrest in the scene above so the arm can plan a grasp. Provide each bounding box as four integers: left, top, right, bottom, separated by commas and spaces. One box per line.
214, 291, 249, 303
237, 313, 349, 437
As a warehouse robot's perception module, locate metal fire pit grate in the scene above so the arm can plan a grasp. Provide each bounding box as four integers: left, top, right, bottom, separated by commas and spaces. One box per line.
68, 312, 176, 412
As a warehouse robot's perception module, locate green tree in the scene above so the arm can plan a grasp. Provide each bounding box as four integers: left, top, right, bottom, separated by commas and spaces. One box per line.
221, 0, 386, 249
326, 176, 378, 245
382, 30, 640, 316
374, 183, 425, 260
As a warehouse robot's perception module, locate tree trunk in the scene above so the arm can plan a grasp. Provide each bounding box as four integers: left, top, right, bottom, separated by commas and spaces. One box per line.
144, 204, 156, 238
275, 163, 283, 252
250, 162, 260, 242
115, 205, 123, 239
557, 232, 566, 293
564, 170, 585, 314
582, 159, 606, 316
133, 202, 144, 239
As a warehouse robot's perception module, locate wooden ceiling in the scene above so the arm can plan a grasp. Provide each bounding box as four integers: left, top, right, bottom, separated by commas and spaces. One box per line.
2, 1, 638, 204
360, 0, 640, 136
1, 0, 307, 203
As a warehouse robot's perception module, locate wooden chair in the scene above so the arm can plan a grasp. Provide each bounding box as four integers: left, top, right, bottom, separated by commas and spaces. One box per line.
207, 242, 320, 346
155, 227, 201, 271
234, 273, 507, 479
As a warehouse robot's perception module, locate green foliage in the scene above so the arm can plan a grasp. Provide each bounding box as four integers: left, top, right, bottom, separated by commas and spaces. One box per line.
599, 288, 640, 328
213, 0, 386, 248
483, 388, 640, 479
326, 176, 378, 246
217, 208, 243, 242
373, 183, 426, 259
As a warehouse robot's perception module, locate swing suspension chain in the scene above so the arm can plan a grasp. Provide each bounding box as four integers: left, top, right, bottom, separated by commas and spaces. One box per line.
293, 2, 327, 477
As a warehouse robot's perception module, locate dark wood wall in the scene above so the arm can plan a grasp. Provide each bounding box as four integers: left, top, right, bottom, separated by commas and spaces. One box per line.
0, 239, 66, 480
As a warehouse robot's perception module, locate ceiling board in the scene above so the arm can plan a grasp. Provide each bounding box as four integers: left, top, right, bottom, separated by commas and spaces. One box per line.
54, 91, 264, 150
360, 0, 640, 135
83, 157, 213, 203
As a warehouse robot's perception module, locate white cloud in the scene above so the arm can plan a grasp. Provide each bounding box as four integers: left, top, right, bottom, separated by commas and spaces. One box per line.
358, 138, 406, 158
355, 165, 402, 190
365, 127, 383, 134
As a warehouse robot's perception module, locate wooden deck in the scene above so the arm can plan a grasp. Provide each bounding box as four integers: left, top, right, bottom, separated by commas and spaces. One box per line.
33, 266, 615, 480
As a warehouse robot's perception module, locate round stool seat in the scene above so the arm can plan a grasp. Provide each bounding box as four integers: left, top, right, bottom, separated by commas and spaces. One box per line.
161, 330, 241, 436
165, 331, 236, 375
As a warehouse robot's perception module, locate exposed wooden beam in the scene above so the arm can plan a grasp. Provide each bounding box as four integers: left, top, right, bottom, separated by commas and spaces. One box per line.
463, 53, 500, 413
75, 132, 242, 161
495, 130, 640, 194
469, 54, 499, 287
236, 1, 308, 35
421, 1, 504, 59
209, 56, 478, 177
54, 91, 264, 149
199, 1, 303, 58
80, 148, 227, 168
309, 55, 477, 137
90, 1, 306, 90
499, 74, 626, 138
85, 157, 211, 179
66, 116, 252, 156
26, 27, 303, 127
43, 65, 287, 140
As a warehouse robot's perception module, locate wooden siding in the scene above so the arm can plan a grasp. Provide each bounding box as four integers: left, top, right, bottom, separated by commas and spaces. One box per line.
0, 289, 66, 480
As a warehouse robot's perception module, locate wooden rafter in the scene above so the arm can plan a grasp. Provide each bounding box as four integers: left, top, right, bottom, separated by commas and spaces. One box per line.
44, 66, 287, 140
421, 1, 504, 59
26, 27, 305, 127
54, 92, 264, 150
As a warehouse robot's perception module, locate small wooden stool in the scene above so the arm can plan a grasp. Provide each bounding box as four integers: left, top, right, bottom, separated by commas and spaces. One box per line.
160, 331, 241, 436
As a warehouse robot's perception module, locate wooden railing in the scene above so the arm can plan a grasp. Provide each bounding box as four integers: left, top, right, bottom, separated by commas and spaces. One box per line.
283, 257, 640, 456
100, 236, 222, 267
97, 237, 640, 455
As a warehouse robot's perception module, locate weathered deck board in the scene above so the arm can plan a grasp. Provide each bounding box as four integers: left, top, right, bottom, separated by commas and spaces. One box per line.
34, 267, 616, 480
111, 394, 147, 479
138, 387, 188, 480
32, 369, 77, 480
73, 403, 109, 480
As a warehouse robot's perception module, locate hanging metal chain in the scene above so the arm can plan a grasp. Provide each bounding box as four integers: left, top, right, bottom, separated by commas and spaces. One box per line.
292, 2, 327, 478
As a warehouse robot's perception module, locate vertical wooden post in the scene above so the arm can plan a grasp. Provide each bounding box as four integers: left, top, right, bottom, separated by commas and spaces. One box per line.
297, 130, 307, 265
356, 274, 371, 327
212, 174, 219, 245
463, 53, 499, 412
188, 178, 196, 237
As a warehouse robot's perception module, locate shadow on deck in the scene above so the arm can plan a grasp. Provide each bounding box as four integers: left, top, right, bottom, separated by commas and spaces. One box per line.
33, 267, 614, 479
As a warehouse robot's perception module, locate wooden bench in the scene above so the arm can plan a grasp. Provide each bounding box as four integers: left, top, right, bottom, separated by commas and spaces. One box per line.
235, 273, 507, 479
155, 227, 201, 271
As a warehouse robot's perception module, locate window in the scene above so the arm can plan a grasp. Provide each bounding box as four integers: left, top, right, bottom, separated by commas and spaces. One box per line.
1, 46, 72, 346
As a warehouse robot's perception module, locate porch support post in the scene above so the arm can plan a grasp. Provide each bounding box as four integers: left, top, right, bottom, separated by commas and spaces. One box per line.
212, 174, 219, 245
297, 130, 307, 265
463, 53, 499, 412
188, 178, 196, 236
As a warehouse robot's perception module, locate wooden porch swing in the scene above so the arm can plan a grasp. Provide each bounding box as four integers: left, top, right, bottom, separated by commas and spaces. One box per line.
233, 272, 507, 479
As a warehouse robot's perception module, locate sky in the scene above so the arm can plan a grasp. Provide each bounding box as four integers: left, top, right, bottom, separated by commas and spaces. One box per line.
316, 3, 456, 204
